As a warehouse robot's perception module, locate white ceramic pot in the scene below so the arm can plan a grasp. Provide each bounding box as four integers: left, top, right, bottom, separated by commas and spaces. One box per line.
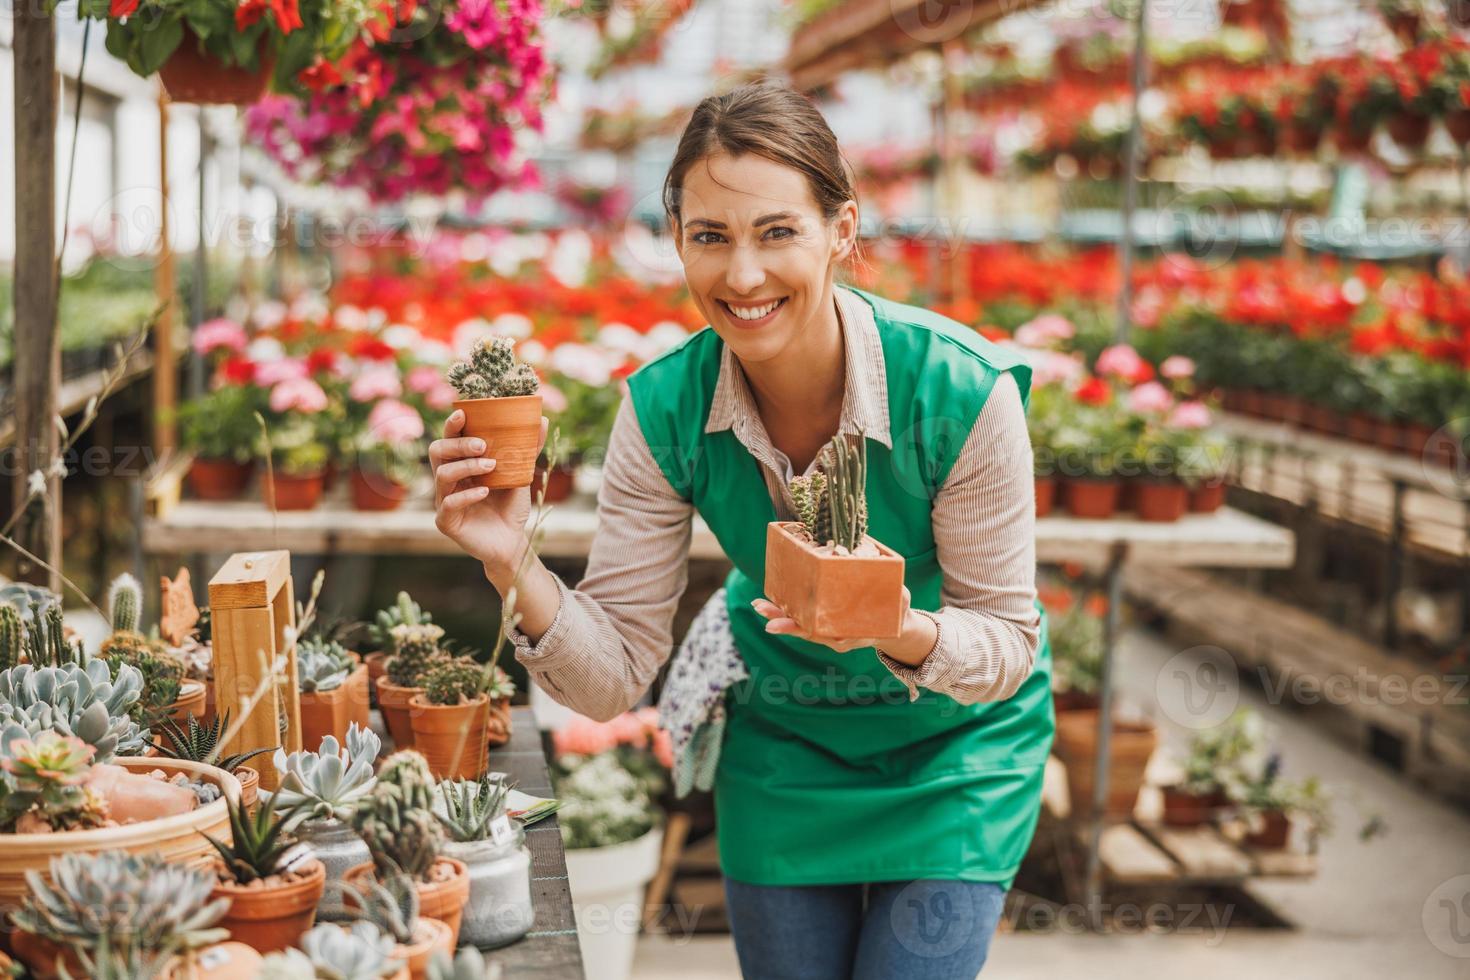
563, 825, 664, 980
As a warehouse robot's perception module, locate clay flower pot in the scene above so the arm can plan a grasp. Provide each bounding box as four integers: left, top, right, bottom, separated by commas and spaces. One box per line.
299, 682, 350, 752
1384, 110, 1431, 151
408, 694, 491, 779
1134, 480, 1188, 523
188, 457, 254, 500
344, 857, 470, 947
345, 662, 372, 732
1034, 476, 1056, 517
1052, 711, 1157, 821
763, 521, 905, 640
350, 467, 411, 511
487, 695, 513, 749
1446, 109, 1470, 148
1346, 413, 1380, 445
1243, 809, 1292, 849
1063, 478, 1121, 519
234, 766, 260, 813
1161, 786, 1227, 827
375, 675, 422, 749
211, 858, 327, 954
167, 679, 208, 727
395, 916, 454, 980
159, 27, 275, 105
453, 394, 542, 490
1189, 477, 1227, 514
533, 458, 577, 503
263, 471, 324, 511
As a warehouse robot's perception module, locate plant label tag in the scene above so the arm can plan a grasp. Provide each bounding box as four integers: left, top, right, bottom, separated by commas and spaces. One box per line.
490, 814, 515, 845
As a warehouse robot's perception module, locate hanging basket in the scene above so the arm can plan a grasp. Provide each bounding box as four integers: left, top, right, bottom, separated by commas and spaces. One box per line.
159, 27, 275, 105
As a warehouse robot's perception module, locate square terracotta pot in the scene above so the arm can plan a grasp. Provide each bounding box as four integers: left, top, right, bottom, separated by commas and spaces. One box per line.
763, 522, 905, 640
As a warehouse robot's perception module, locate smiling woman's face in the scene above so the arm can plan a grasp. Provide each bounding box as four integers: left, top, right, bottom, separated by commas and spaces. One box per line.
673, 151, 856, 365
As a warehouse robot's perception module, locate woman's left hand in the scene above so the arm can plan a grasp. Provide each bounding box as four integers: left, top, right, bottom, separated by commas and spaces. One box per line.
750, 587, 914, 654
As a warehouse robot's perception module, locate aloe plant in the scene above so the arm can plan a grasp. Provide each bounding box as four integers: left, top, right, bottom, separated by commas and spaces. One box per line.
204, 795, 307, 885
0, 660, 147, 760
155, 710, 276, 773
435, 772, 512, 843
271, 723, 382, 825
260, 921, 402, 979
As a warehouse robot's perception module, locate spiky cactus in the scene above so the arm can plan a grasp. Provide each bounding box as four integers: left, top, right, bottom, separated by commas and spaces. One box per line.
370, 591, 432, 655
353, 750, 444, 882
445, 336, 539, 400
386, 623, 447, 688
0, 603, 23, 672
25, 599, 84, 667
787, 434, 869, 552
422, 657, 486, 706
107, 573, 142, 634
99, 631, 183, 725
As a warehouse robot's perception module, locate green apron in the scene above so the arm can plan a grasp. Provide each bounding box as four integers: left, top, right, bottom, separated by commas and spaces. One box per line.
627, 285, 1054, 888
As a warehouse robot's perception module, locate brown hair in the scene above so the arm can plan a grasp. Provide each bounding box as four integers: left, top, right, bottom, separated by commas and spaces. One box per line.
662, 82, 859, 240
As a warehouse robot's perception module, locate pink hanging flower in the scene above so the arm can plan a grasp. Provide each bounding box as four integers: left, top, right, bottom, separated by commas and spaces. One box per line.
1169, 401, 1213, 429
1127, 381, 1174, 415
1160, 355, 1196, 380
350, 365, 403, 403
255, 358, 309, 386
192, 318, 248, 356
365, 399, 425, 444
269, 378, 329, 414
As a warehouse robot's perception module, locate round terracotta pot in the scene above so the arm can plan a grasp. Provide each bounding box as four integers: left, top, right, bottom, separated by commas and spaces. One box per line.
1384, 110, 1431, 151
1052, 689, 1100, 713
1063, 478, 1121, 519
1346, 412, 1380, 445
350, 467, 410, 512
1236, 388, 1265, 417
396, 916, 454, 980
487, 695, 513, 749
533, 460, 577, 503
1053, 711, 1158, 821
345, 663, 372, 733
453, 394, 543, 490
1258, 392, 1289, 422
262, 472, 324, 511
1446, 109, 1470, 148
409, 694, 490, 779
159, 27, 275, 105
1244, 809, 1292, 849
167, 679, 208, 727
234, 766, 260, 813
1134, 480, 1189, 523
1334, 122, 1374, 155
1373, 418, 1405, 453
364, 652, 387, 709
1034, 476, 1056, 517
211, 858, 326, 954
1402, 422, 1436, 459
1280, 120, 1322, 157
1162, 786, 1227, 827
188, 458, 253, 501
376, 675, 422, 749
1189, 478, 1227, 514
344, 858, 470, 948
299, 682, 350, 753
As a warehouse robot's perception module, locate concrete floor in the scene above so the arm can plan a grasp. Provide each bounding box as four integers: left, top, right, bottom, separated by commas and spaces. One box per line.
631, 624, 1470, 979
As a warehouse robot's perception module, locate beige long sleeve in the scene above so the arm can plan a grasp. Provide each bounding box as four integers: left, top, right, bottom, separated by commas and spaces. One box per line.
504, 371, 1040, 719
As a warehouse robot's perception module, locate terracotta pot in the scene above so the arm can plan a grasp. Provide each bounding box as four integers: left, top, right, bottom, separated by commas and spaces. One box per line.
533, 460, 577, 503
1384, 110, 1431, 150
1189, 478, 1228, 514
1334, 122, 1374, 155
376, 675, 423, 749
396, 916, 454, 980
1244, 809, 1292, 849
1402, 422, 1436, 459
262, 471, 324, 511
299, 682, 350, 753
1063, 478, 1121, 519
487, 695, 513, 749
1346, 412, 1380, 445
1116, 479, 1138, 514
1162, 786, 1227, 827
1373, 419, 1405, 453
1304, 403, 1342, 435
1034, 476, 1056, 517
345, 663, 372, 733
11, 933, 83, 980
159, 27, 275, 105
344, 858, 470, 947
364, 652, 387, 710
1446, 109, 1470, 148
350, 467, 410, 511
409, 694, 491, 779
235, 766, 260, 813
1052, 711, 1157, 821
1236, 388, 1266, 417
1134, 480, 1189, 523
1052, 689, 1100, 713
188, 458, 253, 501
1280, 120, 1322, 157
211, 858, 326, 954
1258, 392, 1289, 421
167, 679, 208, 727
763, 521, 905, 640
453, 394, 543, 490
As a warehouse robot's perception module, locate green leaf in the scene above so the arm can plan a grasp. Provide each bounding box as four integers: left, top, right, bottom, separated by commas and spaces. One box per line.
137, 15, 184, 76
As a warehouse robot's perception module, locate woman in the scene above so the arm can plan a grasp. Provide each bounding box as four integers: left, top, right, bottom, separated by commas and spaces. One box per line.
431, 83, 1054, 979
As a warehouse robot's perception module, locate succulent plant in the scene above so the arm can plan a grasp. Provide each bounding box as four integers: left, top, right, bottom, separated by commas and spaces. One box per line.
260, 921, 402, 980
23, 598, 86, 667
385, 622, 447, 688
428, 947, 505, 980
58, 939, 178, 980
369, 592, 432, 655
272, 723, 382, 824
0, 727, 109, 832
421, 657, 487, 707
0, 603, 23, 672
435, 772, 512, 843
99, 630, 184, 726
0, 660, 147, 761
352, 750, 444, 882
0, 581, 60, 615
788, 433, 869, 552
299, 637, 352, 694
155, 709, 276, 773
107, 572, 143, 634
445, 335, 539, 401
205, 794, 307, 885
14, 850, 229, 960
337, 871, 421, 946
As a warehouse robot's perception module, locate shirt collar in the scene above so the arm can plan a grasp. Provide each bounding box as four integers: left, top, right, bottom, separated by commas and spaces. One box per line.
704, 284, 892, 449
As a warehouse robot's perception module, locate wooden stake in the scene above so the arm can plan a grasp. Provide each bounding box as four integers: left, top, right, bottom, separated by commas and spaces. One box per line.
154, 91, 178, 460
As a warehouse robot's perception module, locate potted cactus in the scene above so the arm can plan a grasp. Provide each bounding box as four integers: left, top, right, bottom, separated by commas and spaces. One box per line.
364, 593, 434, 695
377, 623, 448, 749
102, 573, 204, 728
408, 659, 499, 779
433, 773, 534, 949
270, 724, 381, 888
344, 751, 471, 946
763, 433, 905, 639
297, 636, 357, 751
259, 921, 407, 979
444, 336, 542, 490
205, 796, 327, 953
156, 710, 277, 812
335, 873, 453, 980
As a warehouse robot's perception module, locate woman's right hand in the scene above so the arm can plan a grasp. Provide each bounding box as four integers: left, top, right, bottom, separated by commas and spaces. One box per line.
430, 408, 548, 574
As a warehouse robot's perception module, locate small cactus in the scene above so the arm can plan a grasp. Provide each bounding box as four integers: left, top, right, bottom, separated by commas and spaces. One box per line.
352, 750, 444, 882
99, 631, 184, 726
25, 599, 84, 667
0, 604, 23, 672
445, 336, 539, 400
787, 433, 869, 552
422, 657, 486, 707
370, 591, 432, 655
386, 623, 447, 688
107, 572, 143, 634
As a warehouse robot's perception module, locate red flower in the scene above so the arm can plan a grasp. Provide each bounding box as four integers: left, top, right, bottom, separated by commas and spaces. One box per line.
349, 337, 397, 361
236, 0, 303, 33
1073, 376, 1112, 406
219, 357, 256, 387
109, 0, 139, 16
298, 60, 343, 92
305, 348, 339, 375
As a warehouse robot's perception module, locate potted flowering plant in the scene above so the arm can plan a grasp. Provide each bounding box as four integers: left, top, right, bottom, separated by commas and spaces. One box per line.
538, 373, 622, 502
1048, 596, 1104, 713
444, 336, 542, 491
179, 385, 264, 501
764, 432, 905, 640
262, 415, 331, 511
1161, 710, 1263, 827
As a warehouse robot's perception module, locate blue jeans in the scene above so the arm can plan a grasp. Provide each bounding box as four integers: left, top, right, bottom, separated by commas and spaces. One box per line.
723, 877, 1006, 979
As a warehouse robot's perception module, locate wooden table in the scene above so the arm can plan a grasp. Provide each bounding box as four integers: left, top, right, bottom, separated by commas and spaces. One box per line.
485, 706, 584, 978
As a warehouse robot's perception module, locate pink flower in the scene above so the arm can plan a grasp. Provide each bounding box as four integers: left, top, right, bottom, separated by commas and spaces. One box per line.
1127, 381, 1174, 414
192, 318, 247, 356
1014, 314, 1076, 349
406, 364, 442, 395
552, 717, 618, 758
269, 378, 329, 414
349, 365, 403, 403
540, 383, 568, 414
1169, 401, 1213, 429
1032, 351, 1084, 388
365, 399, 425, 444
255, 358, 309, 386
1160, 356, 1196, 380
1096, 344, 1147, 382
